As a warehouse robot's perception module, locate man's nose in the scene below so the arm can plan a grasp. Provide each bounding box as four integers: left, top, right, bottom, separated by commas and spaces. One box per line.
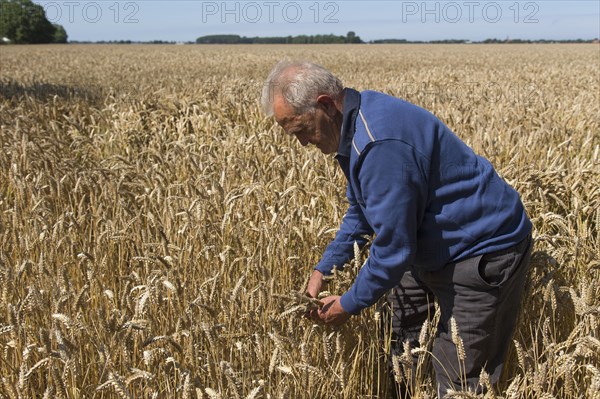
293, 132, 309, 146
296, 135, 309, 146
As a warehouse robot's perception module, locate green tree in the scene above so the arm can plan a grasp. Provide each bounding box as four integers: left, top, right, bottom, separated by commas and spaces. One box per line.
52, 23, 67, 43
0, 0, 63, 43
346, 31, 362, 43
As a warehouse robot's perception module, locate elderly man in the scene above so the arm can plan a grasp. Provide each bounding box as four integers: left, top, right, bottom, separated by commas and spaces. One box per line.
261, 61, 532, 397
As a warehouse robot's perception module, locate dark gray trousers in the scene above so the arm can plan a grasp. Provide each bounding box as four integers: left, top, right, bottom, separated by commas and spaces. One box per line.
387, 234, 532, 398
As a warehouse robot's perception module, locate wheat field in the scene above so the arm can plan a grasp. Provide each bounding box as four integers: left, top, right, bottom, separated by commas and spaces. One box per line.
0, 44, 598, 398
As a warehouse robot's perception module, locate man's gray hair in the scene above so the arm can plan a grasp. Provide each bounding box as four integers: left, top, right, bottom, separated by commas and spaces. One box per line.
261, 61, 344, 116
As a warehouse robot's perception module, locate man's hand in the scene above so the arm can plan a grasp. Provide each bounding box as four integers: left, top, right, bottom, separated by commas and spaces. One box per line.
315, 296, 351, 326
304, 271, 351, 325
305, 270, 324, 299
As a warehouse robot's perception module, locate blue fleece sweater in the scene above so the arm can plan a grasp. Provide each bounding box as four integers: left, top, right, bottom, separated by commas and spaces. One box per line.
315, 89, 532, 315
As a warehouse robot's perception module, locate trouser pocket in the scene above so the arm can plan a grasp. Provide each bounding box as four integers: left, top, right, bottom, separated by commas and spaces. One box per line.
472, 235, 532, 289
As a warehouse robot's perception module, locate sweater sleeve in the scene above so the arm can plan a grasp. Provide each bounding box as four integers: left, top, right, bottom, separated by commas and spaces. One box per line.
340, 140, 428, 314
315, 181, 374, 276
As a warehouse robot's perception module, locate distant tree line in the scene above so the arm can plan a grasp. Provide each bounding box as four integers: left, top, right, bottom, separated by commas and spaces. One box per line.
196, 32, 362, 44
195, 33, 597, 45
372, 39, 468, 44
69, 40, 182, 44
480, 38, 597, 44
0, 0, 67, 43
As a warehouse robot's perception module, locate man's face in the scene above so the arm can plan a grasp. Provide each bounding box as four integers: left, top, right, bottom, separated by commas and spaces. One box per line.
272, 95, 340, 155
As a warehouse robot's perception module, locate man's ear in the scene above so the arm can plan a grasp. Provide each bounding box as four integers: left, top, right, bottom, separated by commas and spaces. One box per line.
316, 95, 337, 116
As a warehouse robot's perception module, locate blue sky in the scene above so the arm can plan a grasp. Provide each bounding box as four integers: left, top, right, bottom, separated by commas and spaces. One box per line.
34, 1, 600, 42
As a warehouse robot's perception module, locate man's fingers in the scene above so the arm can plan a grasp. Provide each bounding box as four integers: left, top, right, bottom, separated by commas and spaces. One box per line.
308, 308, 321, 322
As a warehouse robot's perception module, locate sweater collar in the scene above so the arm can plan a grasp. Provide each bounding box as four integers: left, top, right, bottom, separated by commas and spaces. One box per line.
336, 88, 361, 158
